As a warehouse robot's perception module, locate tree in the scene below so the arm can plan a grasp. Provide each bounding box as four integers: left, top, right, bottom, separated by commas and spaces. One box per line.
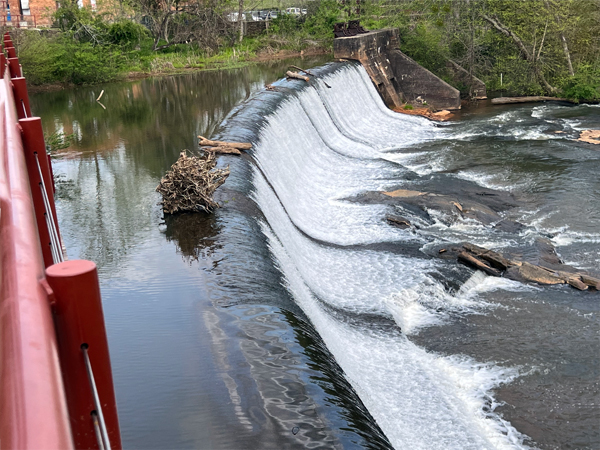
132, 0, 230, 51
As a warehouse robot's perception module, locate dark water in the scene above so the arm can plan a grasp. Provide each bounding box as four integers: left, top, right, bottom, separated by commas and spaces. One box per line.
31, 60, 599, 449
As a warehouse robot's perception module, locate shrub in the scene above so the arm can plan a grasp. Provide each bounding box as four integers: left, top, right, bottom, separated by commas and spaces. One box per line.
18, 32, 60, 85
561, 64, 600, 101
19, 32, 123, 85
107, 20, 150, 47
302, 0, 342, 40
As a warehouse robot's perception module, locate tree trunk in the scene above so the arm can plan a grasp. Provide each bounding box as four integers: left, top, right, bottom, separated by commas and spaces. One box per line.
237, 0, 244, 43
560, 34, 575, 76
545, 1, 575, 77
482, 14, 558, 94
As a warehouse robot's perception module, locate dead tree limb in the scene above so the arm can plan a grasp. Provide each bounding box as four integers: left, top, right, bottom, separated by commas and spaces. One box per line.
201, 145, 242, 155
286, 71, 310, 82
156, 150, 229, 214
198, 135, 252, 150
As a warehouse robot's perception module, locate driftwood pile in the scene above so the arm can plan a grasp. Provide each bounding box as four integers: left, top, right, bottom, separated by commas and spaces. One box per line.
456, 243, 599, 291
156, 150, 230, 214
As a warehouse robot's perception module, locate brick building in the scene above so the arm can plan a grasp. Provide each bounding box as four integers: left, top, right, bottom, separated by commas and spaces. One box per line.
1, 0, 96, 27
1, 0, 56, 27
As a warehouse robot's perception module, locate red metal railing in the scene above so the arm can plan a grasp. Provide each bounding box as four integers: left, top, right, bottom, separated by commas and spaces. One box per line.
0, 14, 38, 28
0, 33, 122, 450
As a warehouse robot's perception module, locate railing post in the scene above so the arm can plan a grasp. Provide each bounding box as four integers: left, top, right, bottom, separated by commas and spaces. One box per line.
8, 56, 20, 77
19, 117, 61, 268
45, 260, 122, 450
11, 77, 31, 119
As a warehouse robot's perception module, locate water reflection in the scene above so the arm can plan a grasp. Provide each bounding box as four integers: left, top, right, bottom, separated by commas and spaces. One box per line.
163, 213, 222, 263
28, 57, 397, 450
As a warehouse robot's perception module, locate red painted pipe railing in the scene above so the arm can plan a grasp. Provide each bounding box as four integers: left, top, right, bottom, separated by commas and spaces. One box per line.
0, 48, 73, 450
47, 261, 122, 450
0, 32, 122, 449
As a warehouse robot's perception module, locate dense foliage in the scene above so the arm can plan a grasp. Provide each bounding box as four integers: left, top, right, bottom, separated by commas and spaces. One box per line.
10, 0, 600, 100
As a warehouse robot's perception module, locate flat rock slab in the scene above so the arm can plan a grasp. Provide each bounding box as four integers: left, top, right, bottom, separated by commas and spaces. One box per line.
577, 129, 600, 145
383, 189, 426, 198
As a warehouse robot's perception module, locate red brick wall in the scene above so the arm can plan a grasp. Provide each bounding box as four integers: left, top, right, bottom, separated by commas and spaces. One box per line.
28, 0, 57, 26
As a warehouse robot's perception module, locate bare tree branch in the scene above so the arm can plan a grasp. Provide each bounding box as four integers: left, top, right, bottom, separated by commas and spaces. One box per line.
482, 13, 558, 94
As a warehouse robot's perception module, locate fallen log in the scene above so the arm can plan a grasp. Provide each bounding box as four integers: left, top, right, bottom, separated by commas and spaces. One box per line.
201, 145, 242, 155
458, 251, 502, 277
289, 65, 332, 88
577, 130, 600, 145
580, 274, 600, 290
462, 243, 513, 271
517, 262, 565, 285
566, 276, 588, 291
491, 96, 569, 105
198, 135, 252, 150
289, 65, 315, 76
286, 71, 310, 82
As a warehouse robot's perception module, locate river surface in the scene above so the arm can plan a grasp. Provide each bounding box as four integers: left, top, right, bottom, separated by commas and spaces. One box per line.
31, 58, 599, 450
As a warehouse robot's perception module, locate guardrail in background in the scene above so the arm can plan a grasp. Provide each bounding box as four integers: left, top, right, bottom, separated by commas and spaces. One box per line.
0, 15, 38, 28
0, 32, 122, 450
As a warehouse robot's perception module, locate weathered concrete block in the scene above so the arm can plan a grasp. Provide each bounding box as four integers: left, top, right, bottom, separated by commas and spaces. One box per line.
446, 60, 487, 99
334, 28, 461, 110
334, 29, 403, 108
389, 51, 461, 110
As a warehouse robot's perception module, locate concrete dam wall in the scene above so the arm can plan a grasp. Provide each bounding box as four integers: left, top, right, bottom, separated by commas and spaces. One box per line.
333, 29, 463, 111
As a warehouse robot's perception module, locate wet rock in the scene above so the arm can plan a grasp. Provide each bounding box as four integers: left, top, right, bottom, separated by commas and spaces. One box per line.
534, 237, 563, 265
493, 220, 525, 233
577, 129, 600, 145
383, 189, 426, 198
386, 215, 411, 229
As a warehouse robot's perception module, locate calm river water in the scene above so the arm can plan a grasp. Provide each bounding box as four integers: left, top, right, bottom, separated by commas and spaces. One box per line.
31, 58, 599, 450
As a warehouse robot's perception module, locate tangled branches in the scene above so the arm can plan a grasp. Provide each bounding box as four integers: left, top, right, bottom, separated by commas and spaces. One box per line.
156, 150, 229, 214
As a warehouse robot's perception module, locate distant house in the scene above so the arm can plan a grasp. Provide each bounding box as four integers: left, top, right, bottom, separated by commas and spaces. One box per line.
0, 0, 96, 27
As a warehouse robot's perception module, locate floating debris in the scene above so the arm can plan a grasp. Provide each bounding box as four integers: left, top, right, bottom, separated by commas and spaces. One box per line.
156, 150, 229, 214
198, 135, 252, 155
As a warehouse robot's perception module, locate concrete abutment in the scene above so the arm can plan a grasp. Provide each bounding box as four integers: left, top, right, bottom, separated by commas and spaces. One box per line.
334, 29, 465, 111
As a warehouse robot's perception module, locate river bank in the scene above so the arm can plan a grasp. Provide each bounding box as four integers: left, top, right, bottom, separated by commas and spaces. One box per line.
27, 46, 332, 94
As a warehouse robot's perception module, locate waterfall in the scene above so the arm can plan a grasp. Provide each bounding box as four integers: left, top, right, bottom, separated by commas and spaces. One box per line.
231, 62, 529, 449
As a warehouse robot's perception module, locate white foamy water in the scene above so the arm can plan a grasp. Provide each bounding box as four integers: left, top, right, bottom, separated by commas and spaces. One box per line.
250, 64, 531, 448
261, 222, 528, 449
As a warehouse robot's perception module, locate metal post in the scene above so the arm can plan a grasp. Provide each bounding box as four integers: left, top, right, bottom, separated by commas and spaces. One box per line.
11, 77, 31, 119
19, 117, 61, 268
45, 260, 122, 450
8, 56, 20, 77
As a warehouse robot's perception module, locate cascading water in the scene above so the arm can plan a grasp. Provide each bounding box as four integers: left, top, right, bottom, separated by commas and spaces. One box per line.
38, 57, 598, 449
228, 62, 547, 449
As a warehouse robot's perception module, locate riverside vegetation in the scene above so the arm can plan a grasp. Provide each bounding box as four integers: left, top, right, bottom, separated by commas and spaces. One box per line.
10, 0, 600, 101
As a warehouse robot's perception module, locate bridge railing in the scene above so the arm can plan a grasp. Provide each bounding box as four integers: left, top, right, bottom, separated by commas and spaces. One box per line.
0, 33, 122, 450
